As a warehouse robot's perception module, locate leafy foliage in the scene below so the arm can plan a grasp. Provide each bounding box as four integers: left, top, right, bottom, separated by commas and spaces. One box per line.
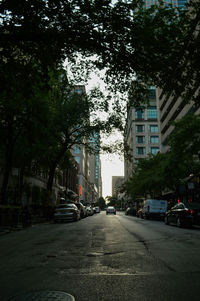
96, 197, 106, 209
123, 113, 200, 199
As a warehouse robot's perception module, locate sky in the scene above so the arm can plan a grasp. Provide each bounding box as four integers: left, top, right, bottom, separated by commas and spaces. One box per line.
85, 72, 125, 198
101, 153, 124, 198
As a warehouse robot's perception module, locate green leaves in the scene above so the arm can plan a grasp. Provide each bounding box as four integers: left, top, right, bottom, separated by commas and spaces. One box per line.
123, 113, 200, 200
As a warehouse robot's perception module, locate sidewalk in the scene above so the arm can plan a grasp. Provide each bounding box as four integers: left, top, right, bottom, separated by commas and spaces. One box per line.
0, 216, 52, 236
0, 224, 24, 236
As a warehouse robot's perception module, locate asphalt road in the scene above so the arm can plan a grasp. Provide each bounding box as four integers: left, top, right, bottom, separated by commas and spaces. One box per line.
1, 211, 200, 301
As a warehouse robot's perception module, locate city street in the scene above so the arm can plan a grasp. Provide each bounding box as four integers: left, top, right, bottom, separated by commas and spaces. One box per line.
1, 212, 200, 301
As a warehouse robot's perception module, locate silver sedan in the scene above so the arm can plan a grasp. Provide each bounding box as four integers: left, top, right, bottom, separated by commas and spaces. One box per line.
54, 204, 80, 222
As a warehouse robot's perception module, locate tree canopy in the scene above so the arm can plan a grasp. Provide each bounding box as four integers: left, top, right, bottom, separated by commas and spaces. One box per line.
123, 113, 200, 200
1, 0, 199, 100
1, 0, 200, 203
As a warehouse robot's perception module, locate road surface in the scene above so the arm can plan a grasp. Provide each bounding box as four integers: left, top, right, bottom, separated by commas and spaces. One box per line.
1, 211, 200, 300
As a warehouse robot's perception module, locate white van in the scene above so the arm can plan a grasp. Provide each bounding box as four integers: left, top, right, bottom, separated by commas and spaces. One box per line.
142, 199, 168, 220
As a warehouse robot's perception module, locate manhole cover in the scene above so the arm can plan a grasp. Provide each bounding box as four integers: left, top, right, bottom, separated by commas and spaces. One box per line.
8, 290, 75, 301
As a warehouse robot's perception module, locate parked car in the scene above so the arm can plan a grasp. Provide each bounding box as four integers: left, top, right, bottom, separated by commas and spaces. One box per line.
86, 205, 94, 216
142, 199, 168, 220
125, 207, 136, 216
125, 207, 131, 215
54, 204, 80, 222
106, 206, 116, 215
95, 206, 100, 213
165, 202, 200, 228
75, 202, 87, 218
136, 208, 144, 218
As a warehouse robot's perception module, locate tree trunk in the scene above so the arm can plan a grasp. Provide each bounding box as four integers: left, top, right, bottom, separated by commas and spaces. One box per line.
46, 144, 69, 194
18, 165, 25, 204
1, 141, 14, 204
47, 163, 57, 193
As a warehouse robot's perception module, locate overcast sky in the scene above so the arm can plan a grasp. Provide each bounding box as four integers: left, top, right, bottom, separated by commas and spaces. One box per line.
86, 70, 125, 198
100, 153, 124, 198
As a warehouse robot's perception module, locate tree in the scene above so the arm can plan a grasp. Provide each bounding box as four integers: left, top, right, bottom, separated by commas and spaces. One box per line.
122, 113, 200, 200
122, 154, 171, 200
96, 197, 106, 210
167, 113, 200, 180
1, 0, 199, 101
1, 0, 199, 203
0, 61, 52, 203
106, 195, 119, 207
168, 114, 200, 159
39, 70, 123, 194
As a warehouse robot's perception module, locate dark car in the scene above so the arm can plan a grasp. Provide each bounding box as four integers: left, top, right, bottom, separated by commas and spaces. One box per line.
125, 207, 136, 216
75, 202, 87, 218
164, 202, 200, 228
136, 208, 144, 218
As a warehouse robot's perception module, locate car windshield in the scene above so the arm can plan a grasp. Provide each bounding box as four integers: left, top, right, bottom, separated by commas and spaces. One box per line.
108, 206, 114, 209
56, 204, 74, 209
185, 203, 200, 209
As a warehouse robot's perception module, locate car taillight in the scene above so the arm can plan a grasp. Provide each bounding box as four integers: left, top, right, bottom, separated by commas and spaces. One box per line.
185, 209, 194, 215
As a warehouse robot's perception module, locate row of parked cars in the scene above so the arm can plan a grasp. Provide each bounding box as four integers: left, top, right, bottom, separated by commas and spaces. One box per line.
54, 202, 100, 223
135, 199, 200, 228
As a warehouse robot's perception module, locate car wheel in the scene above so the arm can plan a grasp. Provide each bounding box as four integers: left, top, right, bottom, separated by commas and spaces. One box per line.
164, 216, 169, 225
176, 217, 183, 228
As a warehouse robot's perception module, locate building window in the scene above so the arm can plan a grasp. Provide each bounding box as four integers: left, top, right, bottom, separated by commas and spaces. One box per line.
74, 146, 81, 154
149, 88, 156, 100
147, 106, 157, 120
135, 108, 144, 120
136, 147, 146, 155
136, 136, 145, 144
149, 136, 159, 144
149, 147, 159, 155
136, 125, 145, 133
148, 125, 158, 133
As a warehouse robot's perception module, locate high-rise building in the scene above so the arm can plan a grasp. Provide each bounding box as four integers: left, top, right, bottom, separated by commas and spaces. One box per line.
71, 87, 102, 204
157, 89, 200, 153
89, 131, 102, 201
144, 0, 187, 8
155, 0, 199, 153
112, 176, 124, 197
124, 87, 161, 181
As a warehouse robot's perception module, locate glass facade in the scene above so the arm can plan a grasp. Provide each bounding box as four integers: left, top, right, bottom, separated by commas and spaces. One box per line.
145, 0, 187, 8
147, 106, 157, 119
75, 156, 80, 165
135, 108, 144, 120
149, 87, 156, 100
177, 0, 187, 8
149, 135, 159, 144
136, 147, 146, 155
136, 136, 145, 144
74, 146, 81, 154
136, 125, 145, 133
149, 147, 159, 155
148, 125, 158, 133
